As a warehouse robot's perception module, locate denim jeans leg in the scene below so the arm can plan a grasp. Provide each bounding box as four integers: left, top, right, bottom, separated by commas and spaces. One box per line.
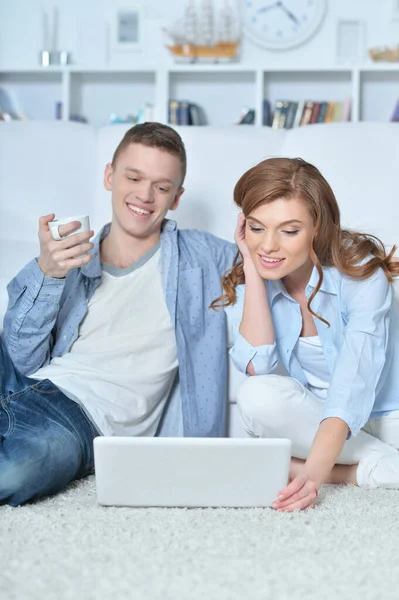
0, 378, 99, 506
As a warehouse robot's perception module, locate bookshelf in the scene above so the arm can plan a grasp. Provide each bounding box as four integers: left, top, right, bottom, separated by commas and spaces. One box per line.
1, 65, 399, 127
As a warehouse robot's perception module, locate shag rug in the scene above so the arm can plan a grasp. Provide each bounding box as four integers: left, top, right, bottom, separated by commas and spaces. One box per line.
2, 476, 399, 600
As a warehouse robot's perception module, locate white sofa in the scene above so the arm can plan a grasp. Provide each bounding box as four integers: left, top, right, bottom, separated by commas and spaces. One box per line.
0, 121, 398, 436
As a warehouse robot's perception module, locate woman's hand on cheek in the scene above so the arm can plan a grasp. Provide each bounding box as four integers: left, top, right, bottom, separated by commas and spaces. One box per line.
235, 213, 252, 262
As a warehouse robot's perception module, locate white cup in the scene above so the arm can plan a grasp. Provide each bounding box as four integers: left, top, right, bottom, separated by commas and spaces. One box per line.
49, 215, 90, 241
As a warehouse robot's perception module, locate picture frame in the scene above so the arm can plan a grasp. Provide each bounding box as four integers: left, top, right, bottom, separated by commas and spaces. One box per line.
111, 6, 143, 52
392, 0, 399, 20
336, 19, 366, 64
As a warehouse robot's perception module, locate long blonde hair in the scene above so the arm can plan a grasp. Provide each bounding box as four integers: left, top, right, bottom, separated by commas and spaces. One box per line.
211, 158, 398, 323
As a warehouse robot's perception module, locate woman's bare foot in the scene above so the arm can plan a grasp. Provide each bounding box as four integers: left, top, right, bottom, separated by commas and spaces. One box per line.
325, 463, 358, 485
289, 457, 306, 481
289, 457, 358, 485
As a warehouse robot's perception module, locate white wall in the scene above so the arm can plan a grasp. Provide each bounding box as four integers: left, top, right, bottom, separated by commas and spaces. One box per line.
1, 0, 399, 69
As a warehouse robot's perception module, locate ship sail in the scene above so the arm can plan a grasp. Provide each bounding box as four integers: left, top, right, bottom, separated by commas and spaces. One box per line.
164, 0, 240, 63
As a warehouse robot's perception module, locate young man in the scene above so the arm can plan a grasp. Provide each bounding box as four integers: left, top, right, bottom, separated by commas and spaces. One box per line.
0, 123, 236, 506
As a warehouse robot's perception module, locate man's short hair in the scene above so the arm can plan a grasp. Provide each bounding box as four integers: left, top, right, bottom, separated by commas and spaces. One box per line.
111, 122, 187, 186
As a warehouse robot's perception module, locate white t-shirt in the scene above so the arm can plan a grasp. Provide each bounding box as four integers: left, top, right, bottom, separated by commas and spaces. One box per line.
32, 246, 178, 436
294, 335, 330, 401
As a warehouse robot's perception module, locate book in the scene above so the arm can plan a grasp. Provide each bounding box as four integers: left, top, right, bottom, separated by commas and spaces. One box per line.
236, 107, 255, 124
238, 108, 255, 124
189, 103, 206, 125
272, 100, 284, 129
272, 100, 283, 129
310, 102, 321, 124
324, 102, 335, 123
390, 98, 399, 122
179, 101, 191, 125
300, 101, 314, 126
285, 101, 298, 129
278, 101, 290, 129
169, 100, 180, 125
263, 99, 271, 126
333, 102, 343, 122
293, 100, 305, 128
317, 102, 329, 123
342, 97, 352, 122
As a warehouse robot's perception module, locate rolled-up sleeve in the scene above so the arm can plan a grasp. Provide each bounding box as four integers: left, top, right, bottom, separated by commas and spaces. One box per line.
2, 258, 65, 374
225, 284, 278, 375
320, 268, 393, 437
229, 333, 278, 375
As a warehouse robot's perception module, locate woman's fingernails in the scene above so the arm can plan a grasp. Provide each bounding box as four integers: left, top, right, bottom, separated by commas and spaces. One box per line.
278, 495, 284, 500
272, 502, 278, 509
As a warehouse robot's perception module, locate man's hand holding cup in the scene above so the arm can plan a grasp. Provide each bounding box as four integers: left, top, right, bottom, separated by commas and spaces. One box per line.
38, 214, 94, 279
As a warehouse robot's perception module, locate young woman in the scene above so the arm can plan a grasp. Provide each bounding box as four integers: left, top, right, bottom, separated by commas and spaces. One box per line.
212, 157, 399, 512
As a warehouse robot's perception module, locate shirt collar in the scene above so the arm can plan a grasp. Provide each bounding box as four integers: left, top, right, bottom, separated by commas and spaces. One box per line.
308, 265, 336, 295
81, 218, 177, 279
267, 264, 337, 304
266, 278, 287, 304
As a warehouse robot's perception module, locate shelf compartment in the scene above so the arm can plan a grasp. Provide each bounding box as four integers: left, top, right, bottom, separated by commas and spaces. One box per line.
262, 70, 353, 119
168, 70, 257, 126
69, 71, 156, 127
0, 72, 62, 120
360, 71, 399, 122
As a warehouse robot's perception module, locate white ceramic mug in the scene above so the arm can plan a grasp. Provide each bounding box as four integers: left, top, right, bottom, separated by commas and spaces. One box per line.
49, 215, 90, 241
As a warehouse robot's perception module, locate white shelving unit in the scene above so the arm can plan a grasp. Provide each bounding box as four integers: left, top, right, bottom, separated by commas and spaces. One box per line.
1, 65, 399, 127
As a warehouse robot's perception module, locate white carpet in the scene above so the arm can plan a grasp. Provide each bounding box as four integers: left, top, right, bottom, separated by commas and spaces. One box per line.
2, 477, 399, 600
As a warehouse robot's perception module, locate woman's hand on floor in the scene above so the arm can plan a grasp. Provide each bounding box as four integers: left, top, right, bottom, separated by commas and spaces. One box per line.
273, 418, 349, 511
272, 471, 319, 512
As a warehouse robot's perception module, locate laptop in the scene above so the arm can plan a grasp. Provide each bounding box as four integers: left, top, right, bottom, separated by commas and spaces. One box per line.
94, 437, 292, 508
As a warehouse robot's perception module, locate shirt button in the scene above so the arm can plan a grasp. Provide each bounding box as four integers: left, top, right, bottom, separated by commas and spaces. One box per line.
327, 348, 332, 354
63, 335, 67, 340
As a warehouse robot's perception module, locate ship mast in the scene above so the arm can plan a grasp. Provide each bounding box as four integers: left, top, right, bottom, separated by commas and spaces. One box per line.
199, 0, 214, 46
218, 0, 237, 43
184, 0, 198, 45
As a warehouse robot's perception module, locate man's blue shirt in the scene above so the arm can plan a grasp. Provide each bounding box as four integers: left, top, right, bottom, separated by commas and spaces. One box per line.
2, 220, 236, 437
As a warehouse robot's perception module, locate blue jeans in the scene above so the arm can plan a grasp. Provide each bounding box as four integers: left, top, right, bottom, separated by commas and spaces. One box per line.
0, 340, 99, 506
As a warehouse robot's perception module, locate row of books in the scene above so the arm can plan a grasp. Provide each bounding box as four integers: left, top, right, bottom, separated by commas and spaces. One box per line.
263, 98, 352, 129
168, 100, 207, 125
165, 96, 399, 126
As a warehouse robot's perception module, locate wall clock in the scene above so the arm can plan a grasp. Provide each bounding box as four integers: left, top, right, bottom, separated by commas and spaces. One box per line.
243, 0, 327, 50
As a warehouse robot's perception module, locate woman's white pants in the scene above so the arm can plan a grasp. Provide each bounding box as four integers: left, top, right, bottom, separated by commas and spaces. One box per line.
237, 375, 399, 489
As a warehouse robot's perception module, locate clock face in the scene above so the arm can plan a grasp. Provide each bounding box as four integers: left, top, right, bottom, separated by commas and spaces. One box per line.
243, 0, 327, 50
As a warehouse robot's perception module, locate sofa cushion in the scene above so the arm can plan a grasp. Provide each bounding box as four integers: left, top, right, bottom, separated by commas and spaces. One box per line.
282, 123, 399, 247
0, 121, 96, 242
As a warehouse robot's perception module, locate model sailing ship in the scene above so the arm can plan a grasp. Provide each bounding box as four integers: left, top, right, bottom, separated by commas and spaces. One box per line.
164, 0, 240, 63
369, 44, 399, 62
